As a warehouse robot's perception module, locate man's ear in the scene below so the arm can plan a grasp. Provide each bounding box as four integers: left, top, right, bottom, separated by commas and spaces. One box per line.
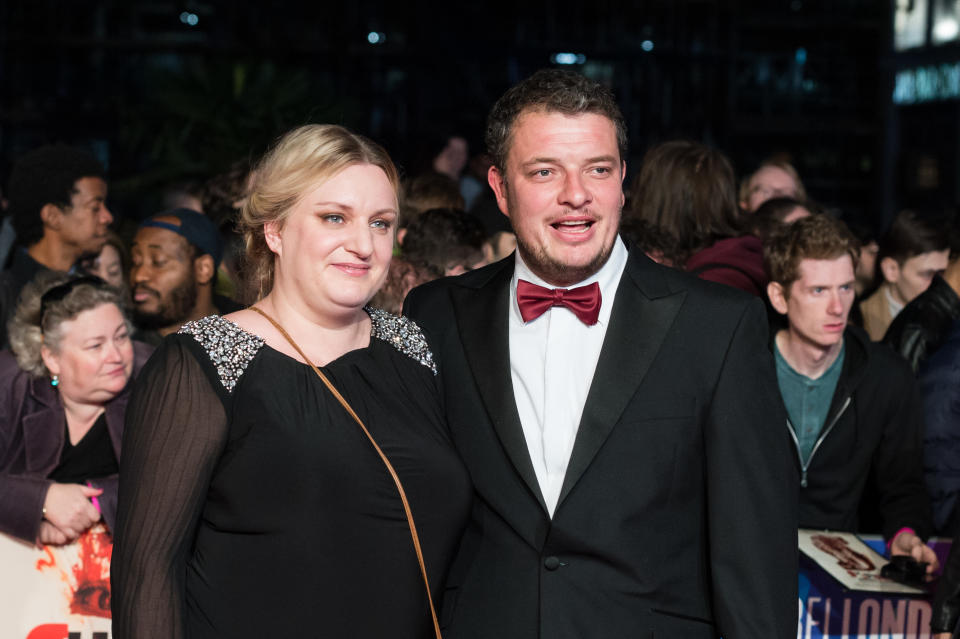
40, 203, 64, 231
488, 165, 510, 218
767, 281, 789, 316
880, 256, 901, 284
194, 254, 216, 286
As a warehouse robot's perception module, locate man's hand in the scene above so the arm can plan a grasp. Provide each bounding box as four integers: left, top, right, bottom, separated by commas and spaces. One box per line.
933, 633, 951, 639
890, 530, 940, 573
42, 483, 102, 540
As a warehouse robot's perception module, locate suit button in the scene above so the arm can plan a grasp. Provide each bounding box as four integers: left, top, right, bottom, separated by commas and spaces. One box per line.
544, 556, 561, 571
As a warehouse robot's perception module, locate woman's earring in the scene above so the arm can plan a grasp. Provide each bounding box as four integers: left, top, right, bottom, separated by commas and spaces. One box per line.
50, 375, 59, 388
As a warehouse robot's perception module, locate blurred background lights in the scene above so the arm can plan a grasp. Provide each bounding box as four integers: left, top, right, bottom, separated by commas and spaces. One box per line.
641, 40, 654, 51
934, 17, 960, 42
551, 52, 586, 65
367, 31, 386, 44
179, 11, 199, 26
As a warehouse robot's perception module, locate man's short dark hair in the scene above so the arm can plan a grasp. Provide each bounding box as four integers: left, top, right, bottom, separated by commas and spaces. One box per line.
748, 197, 813, 243
402, 208, 485, 273
764, 214, 860, 296
485, 69, 627, 174
400, 172, 465, 227
7, 145, 105, 247
878, 209, 949, 266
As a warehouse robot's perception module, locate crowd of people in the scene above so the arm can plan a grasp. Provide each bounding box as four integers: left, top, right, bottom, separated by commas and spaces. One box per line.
2, 68, 960, 637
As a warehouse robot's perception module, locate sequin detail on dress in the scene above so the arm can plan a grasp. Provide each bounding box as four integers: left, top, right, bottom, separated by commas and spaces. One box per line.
367, 307, 437, 375
179, 316, 265, 392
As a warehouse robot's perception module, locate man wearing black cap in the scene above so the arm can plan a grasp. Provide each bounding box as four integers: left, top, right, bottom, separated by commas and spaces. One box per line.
130, 208, 241, 344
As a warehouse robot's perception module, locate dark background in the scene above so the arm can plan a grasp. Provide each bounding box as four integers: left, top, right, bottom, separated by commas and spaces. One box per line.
0, 0, 949, 231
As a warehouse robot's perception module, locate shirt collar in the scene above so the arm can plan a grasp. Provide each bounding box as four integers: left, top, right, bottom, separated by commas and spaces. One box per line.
511, 236, 628, 326
884, 285, 904, 317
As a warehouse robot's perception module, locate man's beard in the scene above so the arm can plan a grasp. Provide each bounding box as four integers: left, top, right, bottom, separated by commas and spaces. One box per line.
504, 184, 621, 286
514, 232, 615, 287
133, 277, 198, 331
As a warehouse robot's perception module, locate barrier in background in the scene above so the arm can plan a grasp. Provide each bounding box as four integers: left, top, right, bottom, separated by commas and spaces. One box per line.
0, 525, 112, 638
0, 527, 952, 639
798, 536, 952, 639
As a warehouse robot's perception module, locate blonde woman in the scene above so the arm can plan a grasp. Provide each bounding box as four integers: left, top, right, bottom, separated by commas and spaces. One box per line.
112, 125, 471, 638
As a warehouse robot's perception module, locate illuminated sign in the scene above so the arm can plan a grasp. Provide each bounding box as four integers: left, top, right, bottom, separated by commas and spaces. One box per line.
893, 62, 960, 104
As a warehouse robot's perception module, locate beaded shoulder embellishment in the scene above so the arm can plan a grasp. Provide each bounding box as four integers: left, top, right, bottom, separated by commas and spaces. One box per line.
367, 307, 437, 375
179, 316, 265, 392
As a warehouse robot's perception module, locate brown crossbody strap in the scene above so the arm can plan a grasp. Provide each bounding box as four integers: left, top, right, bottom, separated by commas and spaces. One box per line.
250, 306, 442, 639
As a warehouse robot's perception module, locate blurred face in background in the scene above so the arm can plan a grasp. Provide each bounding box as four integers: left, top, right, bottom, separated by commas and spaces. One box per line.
881, 249, 950, 306
743, 166, 800, 213
434, 136, 469, 180
130, 222, 198, 329
855, 240, 879, 296
90, 243, 125, 290
58, 177, 113, 256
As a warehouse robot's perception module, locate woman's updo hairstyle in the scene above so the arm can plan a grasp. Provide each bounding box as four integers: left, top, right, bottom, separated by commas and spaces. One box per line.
8, 271, 132, 378
239, 124, 400, 301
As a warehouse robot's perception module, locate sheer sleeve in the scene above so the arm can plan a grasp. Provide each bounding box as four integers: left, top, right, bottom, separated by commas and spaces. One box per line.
110, 336, 228, 639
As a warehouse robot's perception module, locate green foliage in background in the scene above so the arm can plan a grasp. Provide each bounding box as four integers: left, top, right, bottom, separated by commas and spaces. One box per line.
112, 58, 355, 201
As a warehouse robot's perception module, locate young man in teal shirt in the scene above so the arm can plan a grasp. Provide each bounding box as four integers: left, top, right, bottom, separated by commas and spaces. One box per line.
765, 213, 938, 571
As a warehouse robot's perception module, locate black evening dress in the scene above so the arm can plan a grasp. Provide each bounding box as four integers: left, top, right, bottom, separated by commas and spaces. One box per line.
111, 309, 472, 638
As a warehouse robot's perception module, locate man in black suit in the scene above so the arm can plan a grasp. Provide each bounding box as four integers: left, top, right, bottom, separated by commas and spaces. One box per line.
404, 69, 797, 639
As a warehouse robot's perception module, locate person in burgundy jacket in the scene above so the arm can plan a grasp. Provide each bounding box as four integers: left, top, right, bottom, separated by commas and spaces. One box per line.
627, 140, 772, 297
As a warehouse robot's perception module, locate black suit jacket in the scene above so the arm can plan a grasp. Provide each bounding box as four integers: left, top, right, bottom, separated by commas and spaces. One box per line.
404, 247, 798, 639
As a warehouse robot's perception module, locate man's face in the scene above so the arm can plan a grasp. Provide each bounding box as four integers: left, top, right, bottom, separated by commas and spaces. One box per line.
744, 166, 799, 213
60, 177, 113, 255
130, 221, 198, 329
435, 136, 469, 178
884, 249, 950, 306
488, 110, 625, 286
855, 240, 879, 294
777, 256, 856, 350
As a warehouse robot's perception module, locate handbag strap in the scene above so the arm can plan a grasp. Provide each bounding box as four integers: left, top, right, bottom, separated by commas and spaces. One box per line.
250, 306, 442, 639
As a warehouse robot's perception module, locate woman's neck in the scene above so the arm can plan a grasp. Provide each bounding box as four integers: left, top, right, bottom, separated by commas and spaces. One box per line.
255, 292, 371, 365
60, 396, 106, 445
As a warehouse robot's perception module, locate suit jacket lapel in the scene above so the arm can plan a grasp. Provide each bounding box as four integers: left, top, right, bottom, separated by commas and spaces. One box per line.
557, 251, 686, 507
451, 260, 549, 512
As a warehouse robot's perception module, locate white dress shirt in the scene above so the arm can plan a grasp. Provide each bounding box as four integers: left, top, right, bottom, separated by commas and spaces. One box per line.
509, 237, 628, 516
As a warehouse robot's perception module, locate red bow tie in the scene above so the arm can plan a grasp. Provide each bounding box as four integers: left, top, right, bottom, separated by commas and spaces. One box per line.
516, 279, 602, 326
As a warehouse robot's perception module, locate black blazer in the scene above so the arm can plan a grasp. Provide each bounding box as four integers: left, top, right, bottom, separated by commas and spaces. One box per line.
404, 247, 798, 639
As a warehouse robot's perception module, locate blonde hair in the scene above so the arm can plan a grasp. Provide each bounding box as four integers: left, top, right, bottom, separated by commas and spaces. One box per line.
239, 124, 400, 300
